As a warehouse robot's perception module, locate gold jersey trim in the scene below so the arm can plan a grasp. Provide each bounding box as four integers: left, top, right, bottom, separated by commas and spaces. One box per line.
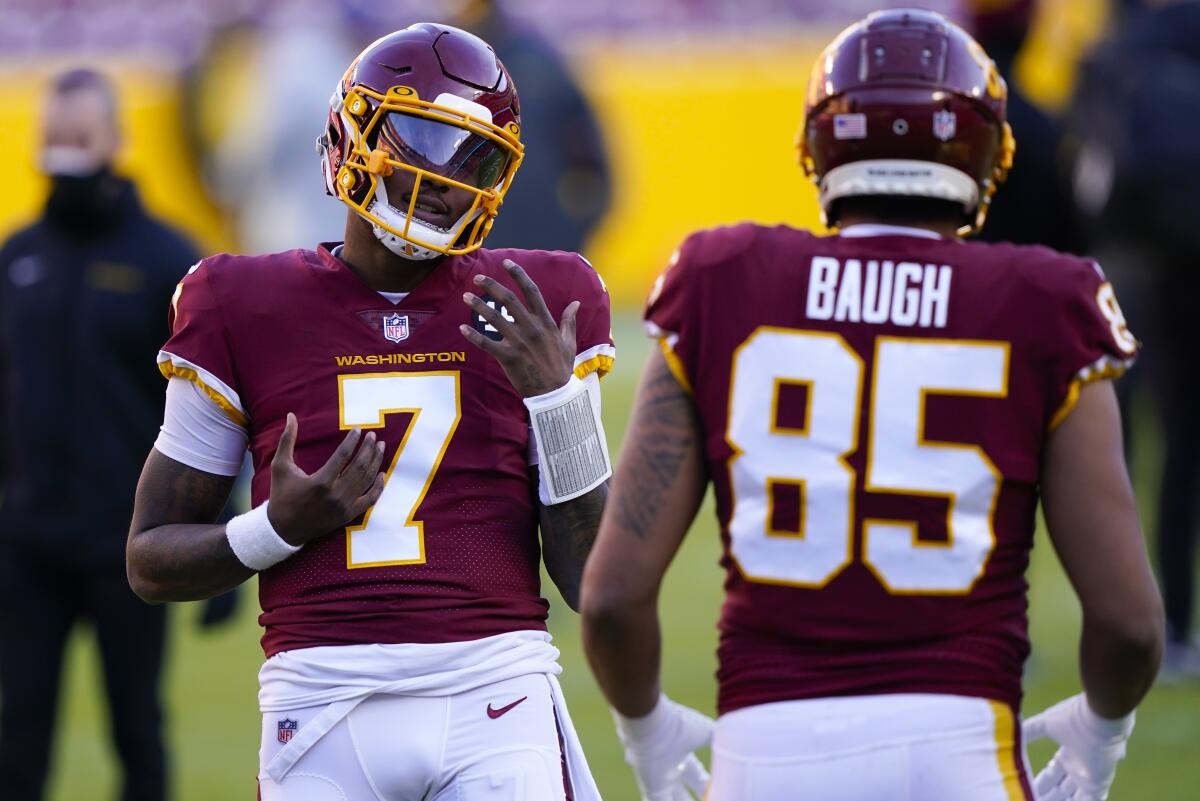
573, 353, 615, 380
158, 362, 248, 427
656, 337, 693, 394
1048, 362, 1130, 431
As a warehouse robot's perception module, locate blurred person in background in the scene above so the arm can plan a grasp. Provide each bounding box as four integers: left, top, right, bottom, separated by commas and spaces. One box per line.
971, 0, 1084, 253
185, 3, 359, 253
1067, 0, 1200, 680
0, 68, 200, 801
451, 0, 611, 252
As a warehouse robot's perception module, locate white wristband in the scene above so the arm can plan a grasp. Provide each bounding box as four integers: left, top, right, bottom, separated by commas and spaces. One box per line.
1081, 699, 1136, 739
525, 374, 611, 505
225, 502, 301, 571
613, 693, 671, 744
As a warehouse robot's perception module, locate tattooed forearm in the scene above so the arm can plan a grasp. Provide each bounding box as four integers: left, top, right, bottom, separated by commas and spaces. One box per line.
578, 351, 706, 715
126, 449, 250, 603
540, 482, 608, 611
610, 358, 704, 541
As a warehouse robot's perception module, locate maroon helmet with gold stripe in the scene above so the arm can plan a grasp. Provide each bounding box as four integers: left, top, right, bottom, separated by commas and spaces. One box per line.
799, 9, 1015, 234
318, 23, 524, 259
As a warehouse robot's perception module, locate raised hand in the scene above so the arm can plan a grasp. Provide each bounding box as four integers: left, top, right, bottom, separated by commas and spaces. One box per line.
266, 413, 387, 546
459, 258, 579, 398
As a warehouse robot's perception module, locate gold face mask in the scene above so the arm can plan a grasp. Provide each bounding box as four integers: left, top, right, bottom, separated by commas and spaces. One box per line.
332, 85, 524, 258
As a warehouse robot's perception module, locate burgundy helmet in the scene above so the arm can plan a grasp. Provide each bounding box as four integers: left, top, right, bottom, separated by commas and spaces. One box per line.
798, 9, 1015, 234
318, 23, 524, 259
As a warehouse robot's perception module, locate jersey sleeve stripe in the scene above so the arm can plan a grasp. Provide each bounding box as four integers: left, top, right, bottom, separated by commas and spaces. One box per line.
1048, 380, 1081, 431
656, 336, 693, 394
1047, 354, 1135, 430
156, 351, 248, 427
573, 343, 617, 380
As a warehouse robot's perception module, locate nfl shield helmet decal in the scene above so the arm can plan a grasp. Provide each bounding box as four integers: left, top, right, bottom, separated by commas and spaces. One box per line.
277, 719, 298, 744
933, 110, 957, 142
382, 313, 410, 343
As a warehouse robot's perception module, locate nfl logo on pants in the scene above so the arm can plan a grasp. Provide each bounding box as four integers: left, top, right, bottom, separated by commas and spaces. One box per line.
277, 719, 298, 744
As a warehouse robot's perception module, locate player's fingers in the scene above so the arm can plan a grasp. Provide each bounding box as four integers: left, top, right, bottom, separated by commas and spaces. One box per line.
315, 426, 363, 483
680, 755, 710, 798
504, 259, 555, 325
350, 471, 386, 518
463, 292, 517, 338
336, 431, 378, 494
1034, 768, 1068, 801
1034, 757, 1068, 798
1038, 781, 1070, 801
349, 439, 387, 497
1055, 774, 1082, 801
1022, 712, 1049, 743
272, 413, 299, 467
472, 274, 528, 323
368, 438, 387, 476
559, 300, 580, 349
459, 323, 507, 358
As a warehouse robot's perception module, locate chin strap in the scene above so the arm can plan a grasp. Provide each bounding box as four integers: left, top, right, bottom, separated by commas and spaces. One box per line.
368, 180, 442, 260
366, 180, 486, 261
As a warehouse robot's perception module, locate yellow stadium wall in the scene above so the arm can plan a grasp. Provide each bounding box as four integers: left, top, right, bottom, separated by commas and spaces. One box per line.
574, 31, 830, 306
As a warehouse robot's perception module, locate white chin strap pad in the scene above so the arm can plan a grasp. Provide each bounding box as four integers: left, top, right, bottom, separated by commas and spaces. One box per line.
819, 160, 980, 214
370, 219, 440, 261
366, 179, 481, 261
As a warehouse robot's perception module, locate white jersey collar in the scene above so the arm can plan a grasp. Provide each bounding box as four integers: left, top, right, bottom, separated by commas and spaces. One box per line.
838, 224, 944, 240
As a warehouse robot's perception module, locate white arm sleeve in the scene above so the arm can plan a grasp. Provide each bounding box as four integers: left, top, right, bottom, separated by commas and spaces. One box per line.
527, 371, 602, 468
154, 377, 249, 476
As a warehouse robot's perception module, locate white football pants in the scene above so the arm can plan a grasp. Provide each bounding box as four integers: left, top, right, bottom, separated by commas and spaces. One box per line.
708, 693, 1033, 801
258, 673, 571, 801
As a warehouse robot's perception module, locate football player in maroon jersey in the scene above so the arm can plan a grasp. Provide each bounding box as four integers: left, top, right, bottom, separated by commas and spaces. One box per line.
125, 24, 612, 801
581, 9, 1163, 801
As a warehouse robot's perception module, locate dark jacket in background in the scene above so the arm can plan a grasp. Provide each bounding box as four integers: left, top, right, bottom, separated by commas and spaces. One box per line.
976, 38, 1083, 254
1068, 1, 1200, 251
0, 178, 197, 570
467, 11, 612, 254
1064, 1, 1200, 647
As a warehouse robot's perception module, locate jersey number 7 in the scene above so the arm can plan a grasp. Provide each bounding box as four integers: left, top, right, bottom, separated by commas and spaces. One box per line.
338, 372, 461, 568
727, 328, 1009, 595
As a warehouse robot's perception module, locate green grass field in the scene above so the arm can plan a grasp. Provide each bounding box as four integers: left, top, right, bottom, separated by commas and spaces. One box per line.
47, 312, 1200, 801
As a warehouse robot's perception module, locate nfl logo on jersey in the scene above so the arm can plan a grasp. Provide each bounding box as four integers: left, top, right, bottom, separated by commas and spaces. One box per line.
382, 313, 410, 343
277, 719, 298, 744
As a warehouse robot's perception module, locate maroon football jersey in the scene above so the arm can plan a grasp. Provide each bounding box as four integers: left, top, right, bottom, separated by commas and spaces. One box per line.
645, 224, 1137, 715
161, 244, 613, 656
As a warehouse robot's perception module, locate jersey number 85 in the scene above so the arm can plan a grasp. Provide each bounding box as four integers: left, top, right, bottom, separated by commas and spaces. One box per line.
727, 328, 1009, 595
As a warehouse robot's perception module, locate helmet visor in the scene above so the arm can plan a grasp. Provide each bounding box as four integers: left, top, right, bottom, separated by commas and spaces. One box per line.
379, 112, 510, 190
